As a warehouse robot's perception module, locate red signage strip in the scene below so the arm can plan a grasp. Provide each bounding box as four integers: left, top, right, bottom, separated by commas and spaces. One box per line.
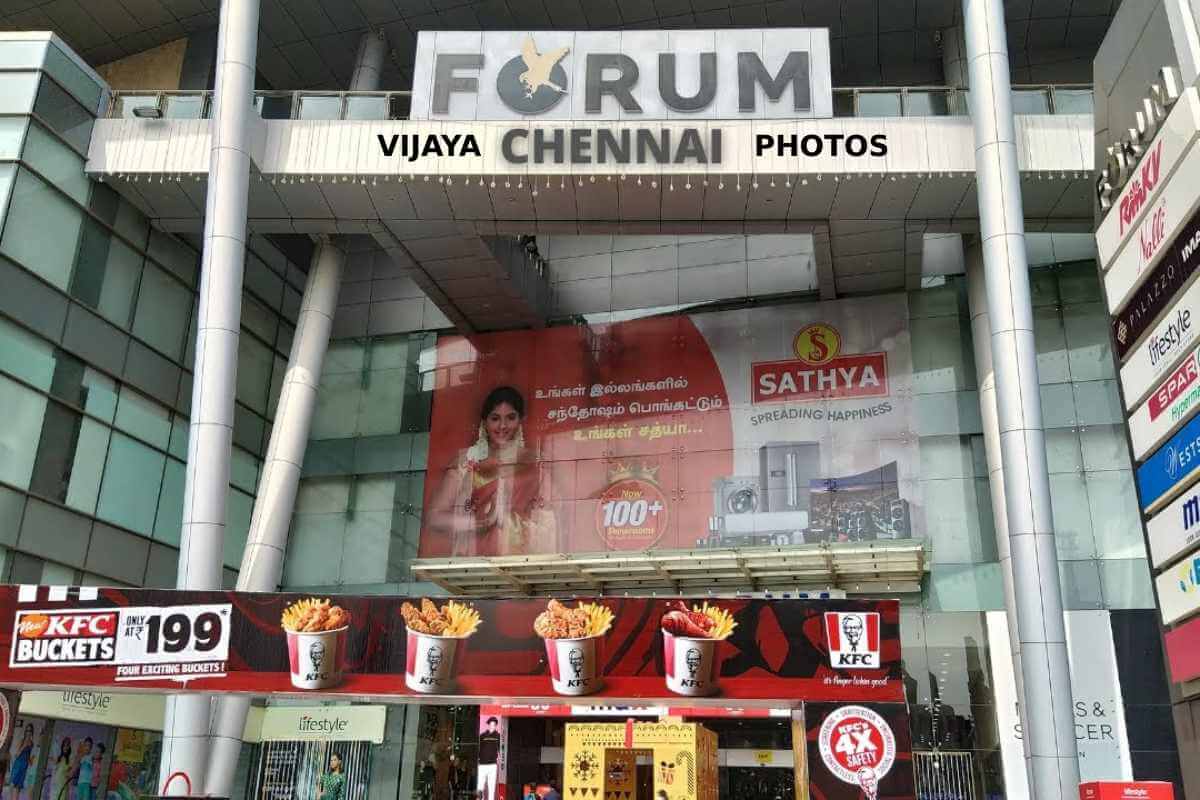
1164, 614, 1200, 684
0, 586, 904, 705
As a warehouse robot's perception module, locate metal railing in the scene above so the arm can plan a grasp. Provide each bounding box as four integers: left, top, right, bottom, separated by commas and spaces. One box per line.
106, 84, 1093, 121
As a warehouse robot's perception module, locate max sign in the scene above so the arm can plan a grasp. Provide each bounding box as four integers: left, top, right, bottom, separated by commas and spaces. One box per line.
411, 29, 833, 120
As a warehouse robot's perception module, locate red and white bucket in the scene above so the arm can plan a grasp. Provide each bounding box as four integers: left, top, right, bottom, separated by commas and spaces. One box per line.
663, 631, 719, 696
544, 635, 602, 695
285, 626, 348, 690
405, 630, 462, 693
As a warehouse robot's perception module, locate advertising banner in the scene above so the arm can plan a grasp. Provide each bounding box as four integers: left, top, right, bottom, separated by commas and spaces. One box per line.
0, 586, 903, 704
1119, 278, 1200, 410
420, 296, 918, 557
1097, 87, 1200, 269
1134, 409, 1200, 512
1146, 482, 1200, 568
804, 702, 915, 800
1127, 345, 1200, 460
1103, 139, 1200, 314
1111, 204, 1200, 362
1154, 553, 1200, 624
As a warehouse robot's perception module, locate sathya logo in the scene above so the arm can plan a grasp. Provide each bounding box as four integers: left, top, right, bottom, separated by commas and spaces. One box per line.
497, 35, 569, 113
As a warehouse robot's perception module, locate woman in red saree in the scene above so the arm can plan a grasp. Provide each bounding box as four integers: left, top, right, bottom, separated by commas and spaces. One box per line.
429, 386, 556, 556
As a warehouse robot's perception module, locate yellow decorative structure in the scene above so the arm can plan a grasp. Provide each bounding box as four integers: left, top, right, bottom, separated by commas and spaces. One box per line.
563, 720, 717, 800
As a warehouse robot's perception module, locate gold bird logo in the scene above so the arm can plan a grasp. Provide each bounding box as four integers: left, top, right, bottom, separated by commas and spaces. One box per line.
518, 35, 569, 98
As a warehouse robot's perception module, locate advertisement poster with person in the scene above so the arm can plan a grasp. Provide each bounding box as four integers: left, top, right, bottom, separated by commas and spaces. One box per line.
476, 714, 507, 800
5, 717, 44, 800
420, 296, 918, 557
40, 723, 110, 800
105, 730, 160, 800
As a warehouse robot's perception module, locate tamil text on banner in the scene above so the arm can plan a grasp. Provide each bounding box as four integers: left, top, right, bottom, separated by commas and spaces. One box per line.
419, 296, 918, 557
0, 586, 903, 704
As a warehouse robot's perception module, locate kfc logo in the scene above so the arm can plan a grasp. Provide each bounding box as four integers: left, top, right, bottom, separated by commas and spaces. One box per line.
817, 705, 896, 800
11, 610, 118, 666
824, 612, 881, 669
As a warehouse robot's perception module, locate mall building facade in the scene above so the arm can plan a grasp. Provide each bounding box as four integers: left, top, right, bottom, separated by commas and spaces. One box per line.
0, 0, 1193, 798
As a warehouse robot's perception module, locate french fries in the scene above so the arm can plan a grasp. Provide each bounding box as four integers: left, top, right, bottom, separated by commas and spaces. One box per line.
280, 598, 351, 632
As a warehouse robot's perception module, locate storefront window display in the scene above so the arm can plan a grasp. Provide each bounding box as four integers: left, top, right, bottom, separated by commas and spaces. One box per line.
105, 730, 160, 800
249, 741, 371, 800
40, 722, 112, 800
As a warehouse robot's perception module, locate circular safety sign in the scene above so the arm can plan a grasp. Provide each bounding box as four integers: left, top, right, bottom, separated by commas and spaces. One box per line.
817, 704, 896, 794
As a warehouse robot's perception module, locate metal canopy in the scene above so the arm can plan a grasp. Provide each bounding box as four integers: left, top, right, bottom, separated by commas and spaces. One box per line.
411, 539, 926, 596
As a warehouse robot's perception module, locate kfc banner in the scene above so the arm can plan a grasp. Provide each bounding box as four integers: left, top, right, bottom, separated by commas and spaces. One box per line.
0, 586, 903, 704
420, 296, 919, 557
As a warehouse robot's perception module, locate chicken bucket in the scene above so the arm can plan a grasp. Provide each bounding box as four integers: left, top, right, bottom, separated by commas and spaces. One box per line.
663, 631, 719, 696
545, 635, 603, 696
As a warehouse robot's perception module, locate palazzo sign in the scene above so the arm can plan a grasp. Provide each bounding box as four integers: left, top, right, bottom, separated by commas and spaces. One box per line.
410, 30, 833, 121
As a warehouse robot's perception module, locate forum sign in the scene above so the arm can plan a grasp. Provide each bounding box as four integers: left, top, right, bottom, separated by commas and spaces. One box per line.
410, 30, 833, 121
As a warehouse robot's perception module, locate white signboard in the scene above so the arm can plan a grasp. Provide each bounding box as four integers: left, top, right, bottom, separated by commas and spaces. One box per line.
985, 610, 1132, 798
1105, 141, 1200, 313
1155, 551, 1200, 624
249, 705, 387, 743
1120, 278, 1200, 409
1147, 482, 1200, 568
1098, 87, 1200, 269
1128, 346, 1200, 459
411, 29, 834, 121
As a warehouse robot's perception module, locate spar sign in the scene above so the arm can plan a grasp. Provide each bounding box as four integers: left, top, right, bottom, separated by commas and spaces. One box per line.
818, 705, 897, 800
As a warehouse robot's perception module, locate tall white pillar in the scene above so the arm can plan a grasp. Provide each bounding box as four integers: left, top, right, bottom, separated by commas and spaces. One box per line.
160, 0, 261, 794
961, 1, 1080, 798
202, 30, 381, 793
204, 237, 345, 797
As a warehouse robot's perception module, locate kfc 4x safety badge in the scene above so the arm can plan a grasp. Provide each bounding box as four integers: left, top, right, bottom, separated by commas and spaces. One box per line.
818, 705, 897, 800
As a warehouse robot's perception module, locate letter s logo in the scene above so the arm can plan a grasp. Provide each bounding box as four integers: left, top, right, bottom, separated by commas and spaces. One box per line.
793, 324, 842, 366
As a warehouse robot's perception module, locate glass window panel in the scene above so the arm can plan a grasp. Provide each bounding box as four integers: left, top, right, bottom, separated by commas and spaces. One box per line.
0, 118, 27, 160
1088, 470, 1144, 559
1059, 559, 1104, 609
168, 415, 188, 459
64, 418, 110, 514
1098, 558, 1155, 609
0, 72, 38, 113
81, 367, 118, 422
0, 316, 56, 390
237, 334, 274, 415
244, 253, 283, 308
282, 286, 301, 320
115, 386, 172, 449
312, 371, 362, 439
1062, 302, 1114, 381
1079, 423, 1129, 472
163, 94, 206, 119
28, 401, 81, 502
224, 487, 252, 568
923, 477, 995, 563
111, 93, 160, 119
154, 457, 184, 545
1043, 426, 1083, 473
1033, 305, 1070, 384
267, 354, 285, 419
911, 316, 973, 393
230, 447, 259, 493
147, 229, 198, 287
345, 95, 387, 120
1073, 379, 1123, 426
1053, 89, 1094, 115
277, 320, 294, 354
89, 183, 148, 248
297, 94, 343, 120
133, 262, 192, 359
97, 432, 166, 536
233, 403, 265, 453
284, 510, 344, 586
255, 93, 293, 120
832, 91, 854, 117
21, 120, 89, 204
241, 293, 277, 343
341, 510, 392, 583
33, 78, 93, 153
0, 374, 48, 489
0, 41, 47, 69
0, 168, 83, 290
1050, 471, 1097, 559
1012, 89, 1051, 114
388, 93, 410, 120
904, 91, 948, 116
44, 43, 103, 111
70, 218, 143, 328
856, 91, 901, 117
40, 560, 75, 586
927, 564, 1004, 612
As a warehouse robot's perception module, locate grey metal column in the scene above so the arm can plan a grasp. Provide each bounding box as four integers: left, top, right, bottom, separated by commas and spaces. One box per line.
961, 1, 1080, 797
159, 0, 260, 794
203, 237, 345, 796
350, 29, 387, 91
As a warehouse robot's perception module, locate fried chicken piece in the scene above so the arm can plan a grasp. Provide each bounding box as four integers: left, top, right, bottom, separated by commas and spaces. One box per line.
325, 606, 350, 630
401, 602, 432, 633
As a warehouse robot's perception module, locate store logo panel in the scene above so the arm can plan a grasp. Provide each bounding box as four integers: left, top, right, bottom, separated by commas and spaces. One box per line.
1135, 409, 1200, 512
1147, 484, 1200, 568
11, 610, 117, 666
1154, 553, 1200, 624
1128, 346, 1200, 460
824, 612, 881, 669
751, 324, 889, 404
1119, 280, 1200, 410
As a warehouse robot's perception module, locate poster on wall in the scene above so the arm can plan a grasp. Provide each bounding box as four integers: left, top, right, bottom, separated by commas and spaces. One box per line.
40, 721, 111, 800
0, 586, 902, 705
419, 296, 919, 557
804, 702, 915, 800
105, 729, 160, 800
5, 716, 44, 800
254, 740, 370, 800
475, 713, 506, 800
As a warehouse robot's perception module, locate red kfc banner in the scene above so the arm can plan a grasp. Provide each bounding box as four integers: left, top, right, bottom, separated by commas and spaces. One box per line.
420, 297, 919, 558
0, 586, 903, 705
